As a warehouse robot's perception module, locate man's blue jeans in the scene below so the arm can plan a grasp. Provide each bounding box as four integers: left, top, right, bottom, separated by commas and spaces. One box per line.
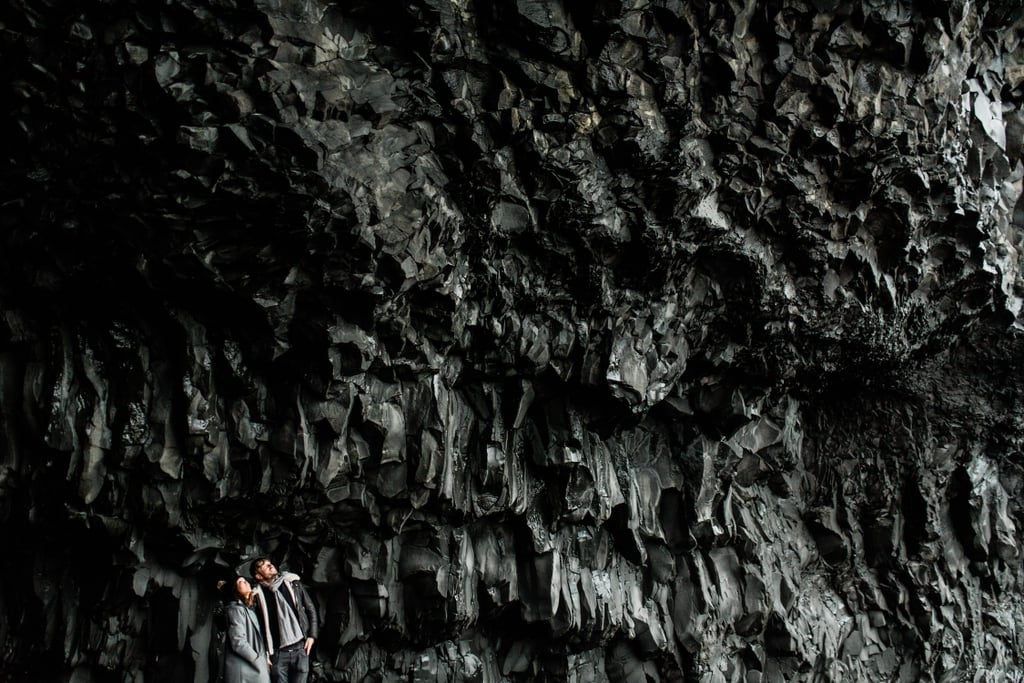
270, 642, 309, 683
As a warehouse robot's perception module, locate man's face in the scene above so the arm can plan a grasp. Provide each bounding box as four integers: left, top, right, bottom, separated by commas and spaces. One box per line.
254, 559, 278, 582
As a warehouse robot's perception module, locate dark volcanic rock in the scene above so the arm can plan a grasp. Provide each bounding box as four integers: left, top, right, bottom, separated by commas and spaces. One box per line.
1, 0, 1024, 681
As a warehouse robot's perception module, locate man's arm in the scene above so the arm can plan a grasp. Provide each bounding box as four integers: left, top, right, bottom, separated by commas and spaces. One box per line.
298, 583, 320, 640
290, 580, 319, 656
282, 575, 319, 654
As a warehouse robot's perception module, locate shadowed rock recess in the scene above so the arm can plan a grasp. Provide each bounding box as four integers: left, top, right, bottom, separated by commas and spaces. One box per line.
3, 0, 1024, 680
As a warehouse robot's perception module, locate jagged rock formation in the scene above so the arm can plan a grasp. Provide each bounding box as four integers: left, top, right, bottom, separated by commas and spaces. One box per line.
2, 0, 1024, 681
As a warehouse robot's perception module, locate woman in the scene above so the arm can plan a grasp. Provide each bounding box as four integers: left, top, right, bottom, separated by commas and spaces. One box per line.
218, 575, 271, 683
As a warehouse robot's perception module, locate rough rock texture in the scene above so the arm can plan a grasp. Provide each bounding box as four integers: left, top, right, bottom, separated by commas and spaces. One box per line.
2, 0, 1024, 681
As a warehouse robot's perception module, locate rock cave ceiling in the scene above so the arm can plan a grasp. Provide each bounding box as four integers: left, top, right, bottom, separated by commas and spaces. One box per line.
2, 0, 1024, 680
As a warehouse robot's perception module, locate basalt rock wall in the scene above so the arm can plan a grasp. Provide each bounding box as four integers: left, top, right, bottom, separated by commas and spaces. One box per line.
2, 0, 1024, 681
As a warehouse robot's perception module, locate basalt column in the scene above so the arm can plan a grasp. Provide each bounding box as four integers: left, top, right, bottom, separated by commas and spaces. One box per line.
2, 1, 1024, 681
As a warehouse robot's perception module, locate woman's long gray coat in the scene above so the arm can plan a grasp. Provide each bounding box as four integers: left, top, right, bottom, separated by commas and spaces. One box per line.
222, 601, 271, 683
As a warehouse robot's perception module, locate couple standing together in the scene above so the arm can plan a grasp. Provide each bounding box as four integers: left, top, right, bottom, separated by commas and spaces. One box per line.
219, 557, 319, 683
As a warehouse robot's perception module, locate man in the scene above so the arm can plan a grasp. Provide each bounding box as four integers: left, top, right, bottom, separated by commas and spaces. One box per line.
249, 557, 319, 683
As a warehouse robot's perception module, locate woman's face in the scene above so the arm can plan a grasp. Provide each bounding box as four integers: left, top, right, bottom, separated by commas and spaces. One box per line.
235, 577, 252, 600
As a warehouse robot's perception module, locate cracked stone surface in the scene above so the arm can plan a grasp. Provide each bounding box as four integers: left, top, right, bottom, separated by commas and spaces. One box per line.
2, 0, 1024, 681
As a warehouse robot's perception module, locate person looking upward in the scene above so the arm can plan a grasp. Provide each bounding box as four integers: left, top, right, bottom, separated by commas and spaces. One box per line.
248, 557, 319, 683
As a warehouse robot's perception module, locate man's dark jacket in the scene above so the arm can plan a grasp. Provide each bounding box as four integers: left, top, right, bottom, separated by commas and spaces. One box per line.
251, 572, 319, 655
